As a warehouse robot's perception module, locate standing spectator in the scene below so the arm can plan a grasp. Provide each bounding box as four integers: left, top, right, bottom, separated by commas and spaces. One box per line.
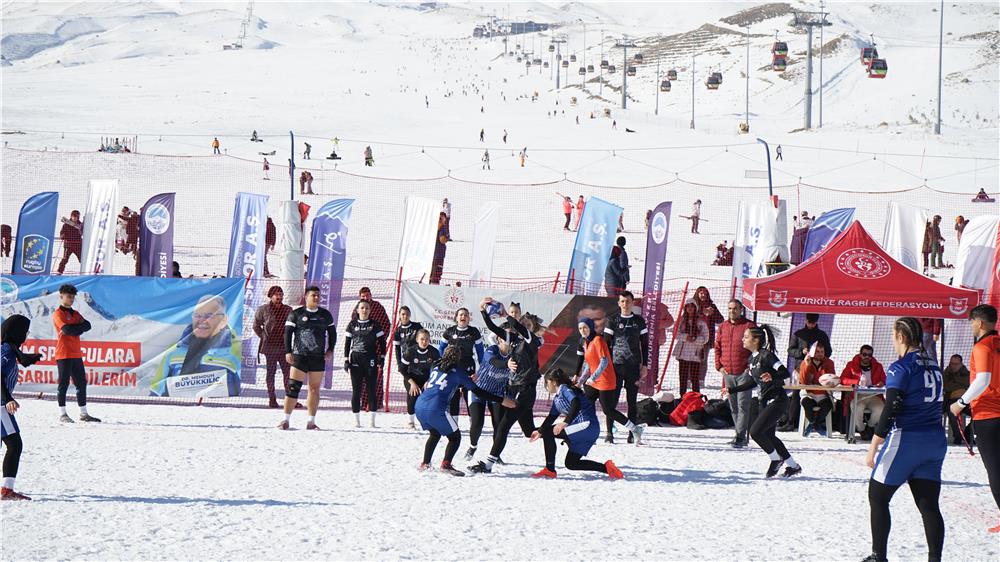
172, 261, 182, 278
351, 286, 391, 412
0, 224, 11, 258
303, 142, 311, 160
299, 171, 314, 195
919, 317, 943, 365
689, 199, 702, 234
775, 144, 783, 160
212, 137, 220, 155
942, 353, 971, 445
674, 298, 709, 394
263, 217, 276, 278
798, 343, 836, 437
253, 286, 293, 408
441, 198, 452, 239
693, 286, 725, 387
479, 128, 485, 142
575, 195, 585, 229
955, 216, 969, 243
714, 299, 756, 447
429, 213, 449, 285
481, 149, 491, 170
262, 158, 270, 180
56, 210, 83, 275
125, 209, 140, 256
929, 215, 945, 269
603, 239, 629, 297
644, 210, 652, 230
840, 345, 886, 441
519, 147, 527, 167
556, 193, 573, 231
364, 146, 374, 166
779, 313, 832, 431
603, 291, 648, 443
115, 207, 131, 255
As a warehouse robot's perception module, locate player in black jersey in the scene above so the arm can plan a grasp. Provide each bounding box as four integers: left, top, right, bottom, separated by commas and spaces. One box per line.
437, 308, 484, 415
344, 300, 387, 428
278, 286, 337, 430
603, 291, 649, 443
392, 306, 423, 374
722, 325, 802, 478
400, 329, 439, 429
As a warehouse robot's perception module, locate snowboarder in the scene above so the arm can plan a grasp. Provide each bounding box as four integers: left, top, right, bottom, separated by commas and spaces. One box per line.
251, 130, 260, 142
482, 149, 491, 170
364, 146, 374, 167
502, 129, 508, 143
519, 147, 527, 167
775, 144, 783, 161
303, 142, 311, 160
612, 120, 617, 130
425, 95, 429, 108
212, 137, 220, 155
479, 128, 485, 142
262, 158, 270, 180
690, 199, 702, 234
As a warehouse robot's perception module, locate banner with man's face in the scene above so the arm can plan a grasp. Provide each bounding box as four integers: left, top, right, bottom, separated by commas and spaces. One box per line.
1, 275, 244, 398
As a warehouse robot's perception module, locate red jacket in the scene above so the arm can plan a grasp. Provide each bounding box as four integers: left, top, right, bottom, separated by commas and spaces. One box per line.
839, 354, 886, 413
799, 357, 837, 398
713, 318, 756, 374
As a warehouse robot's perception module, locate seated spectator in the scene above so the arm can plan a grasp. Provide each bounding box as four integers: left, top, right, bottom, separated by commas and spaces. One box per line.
672, 298, 708, 395
942, 353, 972, 445
839, 344, 885, 441
799, 343, 836, 437
973, 188, 996, 203
713, 241, 728, 265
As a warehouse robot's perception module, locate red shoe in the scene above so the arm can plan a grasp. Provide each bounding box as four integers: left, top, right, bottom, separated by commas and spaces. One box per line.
418, 463, 431, 472
532, 467, 557, 479
439, 462, 465, 477
306, 421, 319, 430
0, 487, 32, 501
605, 460, 623, 480
989, 521, 1000, 534
277, 420, 289, 430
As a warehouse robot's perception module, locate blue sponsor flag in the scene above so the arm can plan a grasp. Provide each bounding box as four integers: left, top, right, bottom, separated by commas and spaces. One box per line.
641, 201, 672, 391
306, 199, 355, 388
566, 197, 623, 295
12, 192, 59, 275
139, 193, 176, 277
227, 192, 268, 381
803, 208, 855, 260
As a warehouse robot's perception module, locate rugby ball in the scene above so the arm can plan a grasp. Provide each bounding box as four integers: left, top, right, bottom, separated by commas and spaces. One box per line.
818, 374, 839, 388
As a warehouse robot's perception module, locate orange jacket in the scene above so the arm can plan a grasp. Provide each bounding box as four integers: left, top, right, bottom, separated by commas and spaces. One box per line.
799, 357, 836, 397
583, 336, 617, 391
53, 306, 90, 360
970, 332, 1000, 421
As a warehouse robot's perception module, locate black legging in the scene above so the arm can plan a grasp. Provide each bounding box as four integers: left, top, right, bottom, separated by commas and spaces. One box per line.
468, 400, 499, 448
349, 360, 378, 413
404, 374, 428, 416
801, 395, 833, 425
423, 429, 461, 465
608, 363, 639, 433
541, 424, 606, 473
749, 397, 790, 459
868, 478, 944, 562
56, 358, 87, 407
584, 384, 630, 428
488, 384, 536, 458
2, 433, 22, 478
973, 416, 1000, 511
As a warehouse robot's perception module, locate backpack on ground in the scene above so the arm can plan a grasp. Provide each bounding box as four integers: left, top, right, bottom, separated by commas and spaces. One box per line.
668, 391, 706, 426
636, 398, 661, 426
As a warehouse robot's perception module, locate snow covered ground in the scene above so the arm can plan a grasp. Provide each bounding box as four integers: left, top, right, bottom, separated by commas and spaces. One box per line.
1, 401, 997, 560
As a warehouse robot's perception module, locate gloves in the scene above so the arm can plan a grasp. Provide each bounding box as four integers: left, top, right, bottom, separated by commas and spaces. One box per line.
343, 361, 351, 372
20, 353, 42, 366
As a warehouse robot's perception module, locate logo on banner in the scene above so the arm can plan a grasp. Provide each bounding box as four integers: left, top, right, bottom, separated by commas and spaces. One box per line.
0, 277, 17, 305
949, 297, 970, 316
768, 290, 788, 308
445, 287, 464, 307
836, 248, 891, 279
144, 203, 171, 235
19, 234, 49, 274
650, 212, 668, 245
317, 217, 348, 254
900, 248, 918, 270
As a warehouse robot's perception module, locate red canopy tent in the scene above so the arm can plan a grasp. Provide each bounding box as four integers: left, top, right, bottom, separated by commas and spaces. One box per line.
742, 221, 979, 319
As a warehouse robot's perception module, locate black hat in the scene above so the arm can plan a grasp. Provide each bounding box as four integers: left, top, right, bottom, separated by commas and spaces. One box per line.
1, 314, 30, 348
616, 236, 626, 247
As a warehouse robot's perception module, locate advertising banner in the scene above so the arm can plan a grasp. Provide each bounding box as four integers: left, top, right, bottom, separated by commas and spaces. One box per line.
1, 275, 244, 398
11, 192, 59, 275
732, 199, 788, 292
138, 193, 175, 277
397, 197, 441, 282
470, 202, 500, 283
80, 180, 119, 274
882, 202, 929, 272
803, 208, 855, 259
641, 202, 672, 391
227, 192, 269, 279
566, 197, 622, 295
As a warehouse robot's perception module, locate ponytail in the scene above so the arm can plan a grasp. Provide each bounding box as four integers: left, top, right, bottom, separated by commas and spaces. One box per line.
894, 316, 929, 360
544, 368, 576, 388
748, 324, 777, 353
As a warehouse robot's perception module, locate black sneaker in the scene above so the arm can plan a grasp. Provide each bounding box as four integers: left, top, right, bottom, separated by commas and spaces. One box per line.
79, 414, 102, 423
59, 414, 75, 423
464, 446, 477, 461
776, 424, 795, 432
731, 439, 747, 449
605, 434, 614, 444
627, 433, 634, 444
782, 465, 802, 478
468, 461, 492, 474
860, 554, 884, 562
766, 459, 784, 478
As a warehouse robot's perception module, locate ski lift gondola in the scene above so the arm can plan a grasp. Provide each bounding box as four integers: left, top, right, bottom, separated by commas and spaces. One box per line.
711, 71, 723, 84
543, 61, 550, 68
772, 55, 787, 71
772, 41, 788, 57
607, 65, 617, 73
660, 80, 671, 92
517, 56, 523, 63
587, 64, 595, 73
667, 69, 678, 80
867, 58, 888, 78
578, 66, 586, 75
548, 44, 555, 53
634, 53, 644, 63
600, 59, 609, 69
706, 74, 720, 90
526, 59, 532, 67
533, 58, 542, 65
561, 59, 569, 68
627, 66, 636, 76
570, 54, 577, 62
860, 47, 879, 65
